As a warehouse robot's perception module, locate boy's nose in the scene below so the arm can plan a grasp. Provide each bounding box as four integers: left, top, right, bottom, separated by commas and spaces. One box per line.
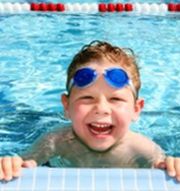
93, 99, 111, 115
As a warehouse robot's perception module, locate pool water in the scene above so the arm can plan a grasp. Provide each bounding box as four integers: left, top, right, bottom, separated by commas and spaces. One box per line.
0, 2, 180, 158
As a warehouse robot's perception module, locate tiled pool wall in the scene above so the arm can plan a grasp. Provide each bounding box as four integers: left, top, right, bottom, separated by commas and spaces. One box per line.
0, 168, 180, 190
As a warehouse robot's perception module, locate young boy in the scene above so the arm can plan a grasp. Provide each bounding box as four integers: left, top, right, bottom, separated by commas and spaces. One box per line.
0, 41, 180, 181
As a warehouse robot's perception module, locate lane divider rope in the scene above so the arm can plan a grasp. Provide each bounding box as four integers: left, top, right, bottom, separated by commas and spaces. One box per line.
0, 3, 180, 13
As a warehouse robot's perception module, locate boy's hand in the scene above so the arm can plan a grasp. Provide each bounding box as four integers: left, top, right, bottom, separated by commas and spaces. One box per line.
155, 156, 180, 181
0, 156, 37, 181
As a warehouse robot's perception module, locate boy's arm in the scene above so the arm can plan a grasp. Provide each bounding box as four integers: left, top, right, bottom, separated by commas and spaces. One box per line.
136, 136, 180, 181
130, 132, 165, 167
0, 133, 54, 181
21, 133, 57, 165
154, 156, 180, 181
21, 127, 73, 165
0, 128, 70, 181
0, 156, 36, 181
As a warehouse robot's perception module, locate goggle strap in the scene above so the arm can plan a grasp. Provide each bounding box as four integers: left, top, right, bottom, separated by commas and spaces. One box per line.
68, 79, 74, 92
129, 80, 137, 98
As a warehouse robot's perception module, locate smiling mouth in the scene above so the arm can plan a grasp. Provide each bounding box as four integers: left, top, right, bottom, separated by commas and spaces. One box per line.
88, 122, 114, 135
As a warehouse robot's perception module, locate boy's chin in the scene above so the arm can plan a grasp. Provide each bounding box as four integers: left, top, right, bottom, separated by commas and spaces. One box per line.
88, 144, 113, 152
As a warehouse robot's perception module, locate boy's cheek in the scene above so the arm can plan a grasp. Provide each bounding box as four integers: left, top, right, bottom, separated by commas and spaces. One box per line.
131, 112, 141, 121
68, 105, 87, 121
117, 105, 134, 117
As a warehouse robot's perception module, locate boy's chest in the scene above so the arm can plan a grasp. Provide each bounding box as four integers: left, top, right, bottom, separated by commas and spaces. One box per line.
53, 131, 153, 168
58, 140, 146, 167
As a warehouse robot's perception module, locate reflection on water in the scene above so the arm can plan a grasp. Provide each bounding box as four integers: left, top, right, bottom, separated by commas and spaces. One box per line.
0, 11, 179, 158
0, 102, 70, 156
0, 102, 179, 156
132, 110, 180, 156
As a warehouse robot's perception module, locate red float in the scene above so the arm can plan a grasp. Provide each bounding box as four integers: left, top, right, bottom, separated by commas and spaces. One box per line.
168, 3, 176, 11
57, 3, 65, 12
31, 3, 40, 11
176, 4, 180, 12
48, 3, 57, 11
125, 3, 133, 11
99, 3, 107, 12
107, 3, 115, 12
39, 3, 48, 11
116, 3, 124, 12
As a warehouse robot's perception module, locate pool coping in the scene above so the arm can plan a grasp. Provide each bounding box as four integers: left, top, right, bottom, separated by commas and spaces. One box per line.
0, 167, 180, 190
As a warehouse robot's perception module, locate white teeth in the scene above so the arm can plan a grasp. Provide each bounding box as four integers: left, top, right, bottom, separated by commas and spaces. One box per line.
91, 122, 111, 128
88, 122, 113, 135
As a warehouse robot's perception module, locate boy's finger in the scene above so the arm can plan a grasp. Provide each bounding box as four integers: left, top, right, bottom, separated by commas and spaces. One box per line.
22, 160, 37, 168
166, 157, 176, 177
154, 161, 166, 169
2, 157, 13, 181
12, 156, 23, 177
174, 158, 180, 181
0, 158, 4, 180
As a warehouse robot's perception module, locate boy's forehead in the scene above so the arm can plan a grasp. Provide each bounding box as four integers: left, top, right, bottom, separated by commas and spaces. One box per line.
82, 60, 125, 71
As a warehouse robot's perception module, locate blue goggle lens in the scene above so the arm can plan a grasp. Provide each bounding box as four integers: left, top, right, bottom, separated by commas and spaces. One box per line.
104, 68, 129, 88
73, 68, 97, 88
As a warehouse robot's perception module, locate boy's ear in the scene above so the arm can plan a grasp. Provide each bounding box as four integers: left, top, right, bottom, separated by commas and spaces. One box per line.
132, 98, 144, 121
61, 93, 69, 118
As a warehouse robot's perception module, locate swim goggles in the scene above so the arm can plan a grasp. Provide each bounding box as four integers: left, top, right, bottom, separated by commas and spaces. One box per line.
68, 67, 136, 97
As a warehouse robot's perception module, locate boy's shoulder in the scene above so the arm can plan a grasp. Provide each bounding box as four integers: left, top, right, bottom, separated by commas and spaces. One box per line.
129, 131, 153, 141
128, 131, 164, 158
128, 131, 158, 148
44, 126, 75, 142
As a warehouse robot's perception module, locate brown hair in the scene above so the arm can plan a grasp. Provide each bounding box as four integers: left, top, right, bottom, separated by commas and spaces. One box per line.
66, 41, 141, 97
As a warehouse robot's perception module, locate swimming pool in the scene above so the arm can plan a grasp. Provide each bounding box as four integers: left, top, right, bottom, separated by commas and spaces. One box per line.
0, 0, 180, 159
0, 0, 180, 190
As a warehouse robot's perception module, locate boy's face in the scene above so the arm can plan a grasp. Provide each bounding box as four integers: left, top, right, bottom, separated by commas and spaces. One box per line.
62, 62, 144, 152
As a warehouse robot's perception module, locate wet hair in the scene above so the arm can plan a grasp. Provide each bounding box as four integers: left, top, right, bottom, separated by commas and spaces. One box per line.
66, 40, 141, 97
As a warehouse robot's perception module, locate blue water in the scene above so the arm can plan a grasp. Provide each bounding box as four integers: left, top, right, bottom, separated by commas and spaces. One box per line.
0, 2, 180, 157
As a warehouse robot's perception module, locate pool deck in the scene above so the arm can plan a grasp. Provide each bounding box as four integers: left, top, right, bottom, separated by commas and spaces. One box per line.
0, 167, 179, 190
